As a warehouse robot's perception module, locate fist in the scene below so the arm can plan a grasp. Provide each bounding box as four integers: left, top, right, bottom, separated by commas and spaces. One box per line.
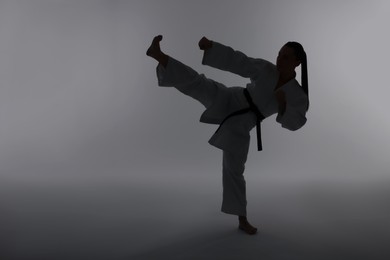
198, 36, 213, 50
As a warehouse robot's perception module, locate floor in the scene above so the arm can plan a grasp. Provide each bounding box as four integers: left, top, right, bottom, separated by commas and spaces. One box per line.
1, 169, 390, 260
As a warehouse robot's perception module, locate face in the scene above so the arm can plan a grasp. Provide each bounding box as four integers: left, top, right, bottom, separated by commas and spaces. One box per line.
276, 45, 301, 73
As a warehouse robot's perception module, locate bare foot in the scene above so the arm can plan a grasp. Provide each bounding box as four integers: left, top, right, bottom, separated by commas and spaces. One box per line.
239, 217, 258, 235
146, 35, 163, 59
146, 35, 168, 67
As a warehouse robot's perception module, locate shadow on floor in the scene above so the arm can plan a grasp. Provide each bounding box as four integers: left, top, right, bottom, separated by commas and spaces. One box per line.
129, 227, 308, 260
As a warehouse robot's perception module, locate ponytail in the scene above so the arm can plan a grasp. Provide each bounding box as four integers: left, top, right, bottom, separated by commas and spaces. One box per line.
285, 42, 309, 111
301, 51, 309, 111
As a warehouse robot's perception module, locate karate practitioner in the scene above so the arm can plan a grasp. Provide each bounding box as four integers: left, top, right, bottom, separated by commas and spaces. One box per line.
146, 35, 309, 235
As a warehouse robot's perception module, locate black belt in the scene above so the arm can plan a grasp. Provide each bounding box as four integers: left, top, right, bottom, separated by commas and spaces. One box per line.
214, 88, 265, 151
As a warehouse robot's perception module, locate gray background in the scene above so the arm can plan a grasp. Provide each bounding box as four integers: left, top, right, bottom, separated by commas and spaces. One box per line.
1, 0, 389, 259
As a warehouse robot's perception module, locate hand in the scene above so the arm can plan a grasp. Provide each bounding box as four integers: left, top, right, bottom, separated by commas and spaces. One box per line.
198, 36, 213, 50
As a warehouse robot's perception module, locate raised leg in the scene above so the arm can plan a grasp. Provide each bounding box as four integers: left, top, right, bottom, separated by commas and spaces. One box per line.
146, 35, 169, 68
148, 36, 224, 108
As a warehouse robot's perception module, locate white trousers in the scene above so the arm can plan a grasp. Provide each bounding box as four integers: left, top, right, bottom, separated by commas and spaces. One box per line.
222, 149, 248, 216
157, 57, 249, 216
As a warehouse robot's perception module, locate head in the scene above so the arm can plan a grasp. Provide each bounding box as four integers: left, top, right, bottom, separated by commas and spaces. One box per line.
276, 42, 303, 73
277, 41, 309, 110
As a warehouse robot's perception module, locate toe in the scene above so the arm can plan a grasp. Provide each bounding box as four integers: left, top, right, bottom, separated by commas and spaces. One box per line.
154, 35, 163, 43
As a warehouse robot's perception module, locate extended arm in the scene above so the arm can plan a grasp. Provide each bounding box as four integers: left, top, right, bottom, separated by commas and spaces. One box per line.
199, 37, 262, 79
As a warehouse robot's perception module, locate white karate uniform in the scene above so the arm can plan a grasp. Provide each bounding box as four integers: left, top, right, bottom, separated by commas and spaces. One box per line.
156, 41, 308, 216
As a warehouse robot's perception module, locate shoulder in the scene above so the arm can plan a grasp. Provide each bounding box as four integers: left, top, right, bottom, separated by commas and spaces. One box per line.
282, 80, 308, 104
283, 80, 305, 95
250, 58, 277, 79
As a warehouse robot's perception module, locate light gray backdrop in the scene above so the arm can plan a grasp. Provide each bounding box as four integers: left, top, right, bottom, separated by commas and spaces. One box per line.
1, 1, 389, 259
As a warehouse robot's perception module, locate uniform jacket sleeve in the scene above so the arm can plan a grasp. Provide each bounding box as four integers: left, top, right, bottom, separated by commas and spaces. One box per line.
276, 84, 308, 131
202, 41, 267, 79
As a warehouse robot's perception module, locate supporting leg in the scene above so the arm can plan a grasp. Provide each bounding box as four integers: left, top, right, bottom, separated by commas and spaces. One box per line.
222, 150, 257, 235
221, 150, 247, 216
239, 215, 258, 235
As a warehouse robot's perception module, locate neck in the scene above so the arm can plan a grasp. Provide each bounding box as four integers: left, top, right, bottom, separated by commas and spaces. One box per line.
279, 71, 296, 82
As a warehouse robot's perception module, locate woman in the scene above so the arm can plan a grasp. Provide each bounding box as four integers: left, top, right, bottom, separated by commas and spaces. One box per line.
146, 35, 309, 235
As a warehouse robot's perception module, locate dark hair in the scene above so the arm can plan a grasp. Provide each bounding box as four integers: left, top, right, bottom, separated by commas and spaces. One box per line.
285, 42, 309, 111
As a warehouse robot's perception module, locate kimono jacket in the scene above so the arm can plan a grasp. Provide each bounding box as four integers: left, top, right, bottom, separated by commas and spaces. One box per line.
199, 41, 308, 153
